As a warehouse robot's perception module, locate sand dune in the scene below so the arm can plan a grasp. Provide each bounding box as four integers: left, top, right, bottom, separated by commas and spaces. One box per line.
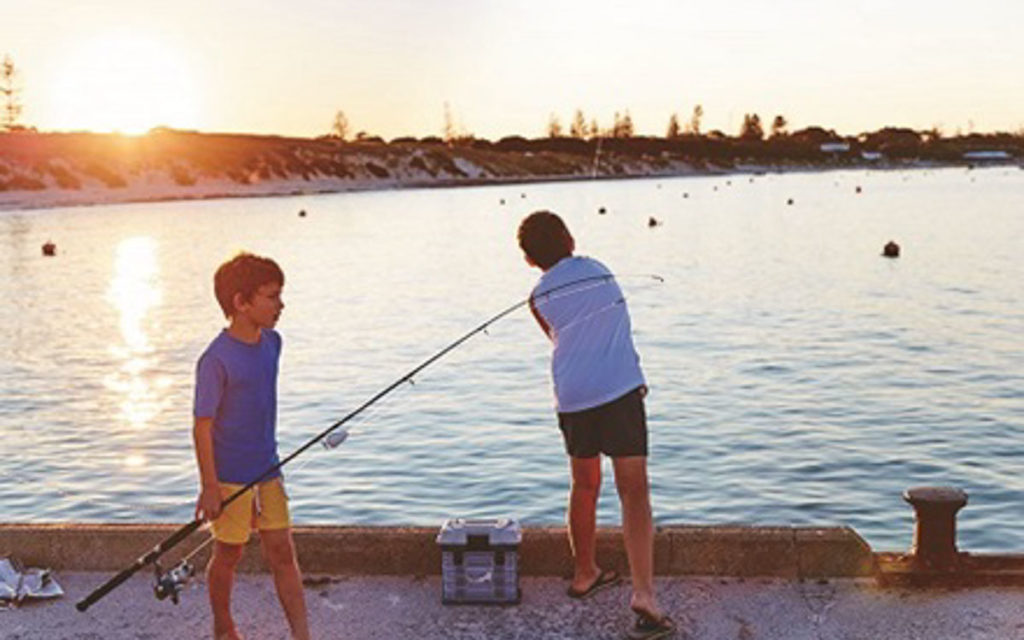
0, 130, 702, 211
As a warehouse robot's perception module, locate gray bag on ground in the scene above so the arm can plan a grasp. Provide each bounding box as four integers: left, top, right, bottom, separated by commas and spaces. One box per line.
0, 557, 64, 607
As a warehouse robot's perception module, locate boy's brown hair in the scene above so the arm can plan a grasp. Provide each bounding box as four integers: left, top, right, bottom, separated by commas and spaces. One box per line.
517, 210, 574, 270
214, 252, 284, 318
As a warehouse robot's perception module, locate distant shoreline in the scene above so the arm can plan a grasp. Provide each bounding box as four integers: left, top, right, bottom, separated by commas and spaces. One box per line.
1, 129, 1017, 213
0, 168, 706, 213
0, 160, 991, 214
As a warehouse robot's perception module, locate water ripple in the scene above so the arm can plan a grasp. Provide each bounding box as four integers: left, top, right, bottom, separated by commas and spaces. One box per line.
1, 169, 1023, 551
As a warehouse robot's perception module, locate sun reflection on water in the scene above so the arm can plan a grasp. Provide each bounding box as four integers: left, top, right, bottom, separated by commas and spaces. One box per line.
109, 237, 160, 352
123, 453, 147, 468
104, 236, 170, 432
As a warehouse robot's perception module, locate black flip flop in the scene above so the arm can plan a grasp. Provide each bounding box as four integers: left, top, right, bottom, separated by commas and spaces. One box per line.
566, 569, 622, 599
626, 612, 675, 640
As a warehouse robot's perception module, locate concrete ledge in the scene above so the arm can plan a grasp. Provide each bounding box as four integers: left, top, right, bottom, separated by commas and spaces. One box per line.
667, 526, 798, 577
797, 527, 876, 578
0, 524, 875, 578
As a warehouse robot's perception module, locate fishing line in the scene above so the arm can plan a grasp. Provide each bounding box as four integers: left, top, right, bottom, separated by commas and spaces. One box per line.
287, 389, 409, 475
531, 273, 663, 309
158, 352, 428, 591
3, 358, 420, 522
547, 298, 626, 334
159, 376, 420, 598
151, 522, 213, 604
76, 271, 663, 612
8, 274, 654, 516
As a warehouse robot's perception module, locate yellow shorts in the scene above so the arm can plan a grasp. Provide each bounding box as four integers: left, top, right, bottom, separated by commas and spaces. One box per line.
211, 477, 291, 545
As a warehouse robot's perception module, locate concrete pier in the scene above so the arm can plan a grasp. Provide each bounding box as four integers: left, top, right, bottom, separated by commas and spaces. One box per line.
8, 572, 1024, 639
5, 524, 1024, 639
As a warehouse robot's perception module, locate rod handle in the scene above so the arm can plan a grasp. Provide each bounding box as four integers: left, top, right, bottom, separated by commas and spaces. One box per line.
76, 519, 203, 612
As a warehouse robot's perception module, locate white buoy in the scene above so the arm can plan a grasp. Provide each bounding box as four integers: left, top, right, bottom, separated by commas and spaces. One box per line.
322, 429, 350, 449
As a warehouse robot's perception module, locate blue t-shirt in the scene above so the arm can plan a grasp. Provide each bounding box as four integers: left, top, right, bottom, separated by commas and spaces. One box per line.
194, 328, 282, 484
532, 256, 645, 413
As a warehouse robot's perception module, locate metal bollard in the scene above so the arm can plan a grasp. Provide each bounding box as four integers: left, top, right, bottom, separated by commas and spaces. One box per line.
903, 486, 968, 571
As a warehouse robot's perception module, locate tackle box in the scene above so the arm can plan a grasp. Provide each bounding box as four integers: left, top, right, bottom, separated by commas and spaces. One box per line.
437, 517, 522, 605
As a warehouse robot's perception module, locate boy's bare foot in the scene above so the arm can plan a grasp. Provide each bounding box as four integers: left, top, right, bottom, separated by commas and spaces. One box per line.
568, 563, 602, 595
214, 628, 243, 640
567, 569, 621, 598
630, 597, 665, 623
627, 611, 675, 640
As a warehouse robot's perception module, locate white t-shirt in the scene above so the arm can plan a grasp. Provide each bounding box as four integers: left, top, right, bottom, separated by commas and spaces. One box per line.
531, 256, 645, 413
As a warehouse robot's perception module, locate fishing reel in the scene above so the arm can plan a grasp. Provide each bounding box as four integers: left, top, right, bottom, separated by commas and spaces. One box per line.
153, 559, 195, 605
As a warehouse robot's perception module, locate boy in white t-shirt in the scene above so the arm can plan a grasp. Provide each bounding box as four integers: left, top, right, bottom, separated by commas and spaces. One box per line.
518, 211, 673, 640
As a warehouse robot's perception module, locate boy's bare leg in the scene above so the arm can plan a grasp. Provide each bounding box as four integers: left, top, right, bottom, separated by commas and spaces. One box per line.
568, 456, 603, 591
611, 455, 663, 620
208, 541, 245, 640
260, 528, 311, 640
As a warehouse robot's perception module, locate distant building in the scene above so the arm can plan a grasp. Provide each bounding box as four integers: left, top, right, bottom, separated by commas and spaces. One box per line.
963, 150, 1012, 161
820, 142, 851, 153
819, 140, 851, 152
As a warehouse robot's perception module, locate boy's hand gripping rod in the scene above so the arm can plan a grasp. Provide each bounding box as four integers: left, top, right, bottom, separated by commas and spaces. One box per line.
75, 272, 660, 612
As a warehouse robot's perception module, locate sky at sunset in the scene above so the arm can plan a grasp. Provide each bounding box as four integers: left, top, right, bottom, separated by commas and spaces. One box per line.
2, 0, 1023, 139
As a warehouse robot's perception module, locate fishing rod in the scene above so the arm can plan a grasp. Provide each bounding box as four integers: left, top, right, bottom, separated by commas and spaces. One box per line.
76, 271, 662, 612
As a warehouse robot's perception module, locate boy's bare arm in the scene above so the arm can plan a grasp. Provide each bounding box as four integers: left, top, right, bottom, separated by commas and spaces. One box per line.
193, 416, 222, 520
529, 298, 552, 339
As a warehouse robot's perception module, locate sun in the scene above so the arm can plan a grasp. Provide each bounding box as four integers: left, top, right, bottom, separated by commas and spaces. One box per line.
48, 32, 200, 134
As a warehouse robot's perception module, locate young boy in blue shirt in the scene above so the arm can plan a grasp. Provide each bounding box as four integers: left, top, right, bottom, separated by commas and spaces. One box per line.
518, 211, 674, 640
193, 253, 310, 640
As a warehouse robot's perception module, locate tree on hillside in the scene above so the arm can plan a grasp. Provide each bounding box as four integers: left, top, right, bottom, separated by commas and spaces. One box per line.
570, 109, 587, 139
441, 101, 473, 145
1, 54, 23, 131
740, 113, 764, 140
861, 127, 922, 154
547, 113, 563, 138
622, 111, 634, 137
770, 115, 788, 138
443, 101, 456, 144
589, 118, 600, 139
687, 104, 703, 135
789, 126, 839, 145
330, 110, 349, 141
354, 131, 384, 143
612, 110, 634, 138
666, 113, 681, 138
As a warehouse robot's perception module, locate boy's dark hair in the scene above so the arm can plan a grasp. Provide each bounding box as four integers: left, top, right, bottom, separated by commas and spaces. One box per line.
517, 210, 573, 270
214, 252, 284, 318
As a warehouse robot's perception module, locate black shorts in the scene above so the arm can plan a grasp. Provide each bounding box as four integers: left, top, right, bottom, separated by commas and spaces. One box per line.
557, 386, 647, 458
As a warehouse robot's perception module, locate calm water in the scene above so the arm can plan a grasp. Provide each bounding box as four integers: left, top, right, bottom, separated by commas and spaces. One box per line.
1, 167, 1022, 552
